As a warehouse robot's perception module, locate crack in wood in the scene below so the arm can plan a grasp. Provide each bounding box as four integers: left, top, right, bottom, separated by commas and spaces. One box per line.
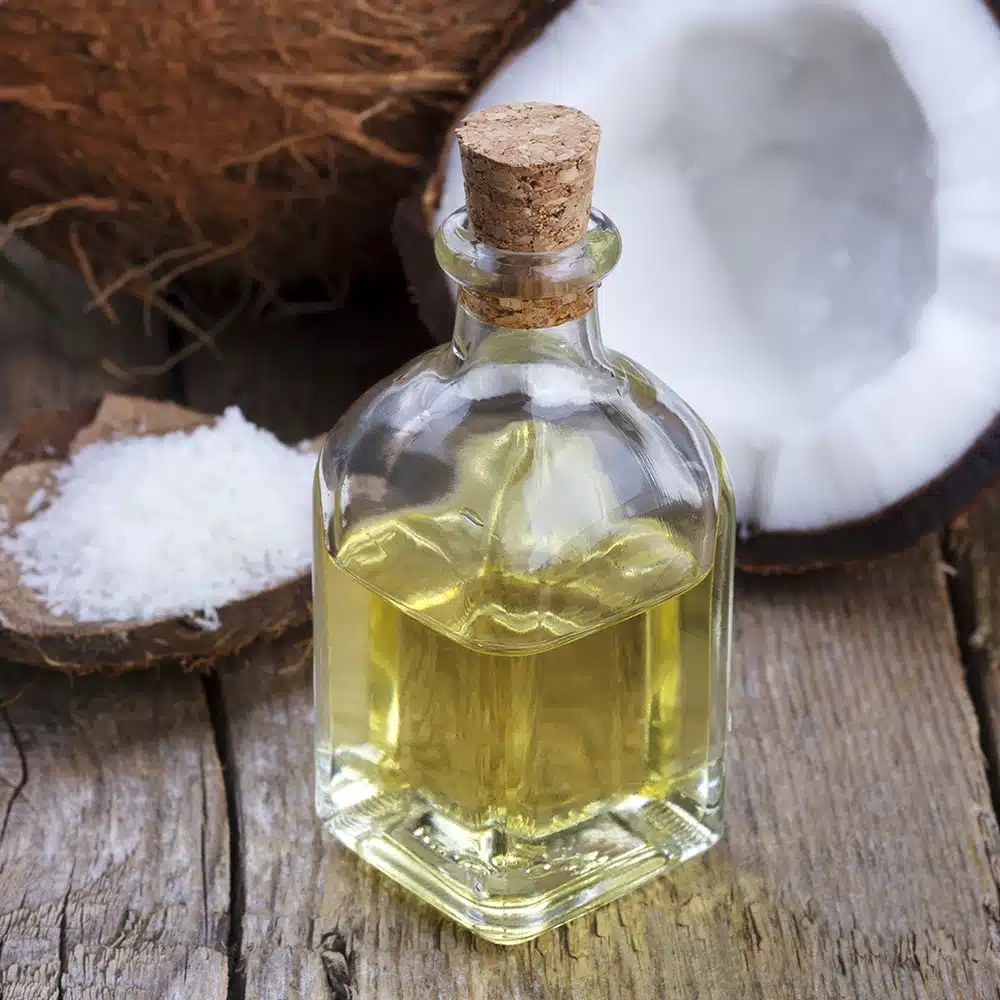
941, 528, 1000, 821
56, 863, 73, 1000
202, 670, 247, 1000
320, 930, 357, 1000
199, 745, 211, 946
0, 708, 27, 848
557, 923, 574, 959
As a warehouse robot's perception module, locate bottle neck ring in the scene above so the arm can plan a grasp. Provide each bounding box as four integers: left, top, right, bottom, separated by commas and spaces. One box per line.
434, 207, 621, 330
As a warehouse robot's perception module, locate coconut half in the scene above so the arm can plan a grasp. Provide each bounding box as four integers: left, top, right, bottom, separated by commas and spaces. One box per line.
416, 0, 1000, 570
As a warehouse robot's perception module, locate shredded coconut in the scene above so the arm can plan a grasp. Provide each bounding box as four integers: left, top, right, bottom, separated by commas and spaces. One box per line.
1, 407, 318, 626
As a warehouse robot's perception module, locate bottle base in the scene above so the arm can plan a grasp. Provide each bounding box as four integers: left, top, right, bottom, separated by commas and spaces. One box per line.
317, 760, 723, 945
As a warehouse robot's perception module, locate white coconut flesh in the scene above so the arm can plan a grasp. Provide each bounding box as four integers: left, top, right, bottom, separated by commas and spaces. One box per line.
435, 0, 1000, 533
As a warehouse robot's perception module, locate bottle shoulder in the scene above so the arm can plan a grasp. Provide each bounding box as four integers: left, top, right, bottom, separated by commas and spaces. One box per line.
317, 342, 731, 648
322, 342, 725, 499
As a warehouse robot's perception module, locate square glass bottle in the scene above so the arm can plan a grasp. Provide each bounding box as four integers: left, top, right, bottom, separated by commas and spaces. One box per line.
313, 103, 735, 944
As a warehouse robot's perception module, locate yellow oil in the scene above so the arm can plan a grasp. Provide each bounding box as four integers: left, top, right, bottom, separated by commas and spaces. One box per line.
313, 494, 731, 943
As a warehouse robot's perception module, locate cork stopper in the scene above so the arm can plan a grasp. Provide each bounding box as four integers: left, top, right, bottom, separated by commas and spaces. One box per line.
456, 102, 600, 253
454, 103, 600, 328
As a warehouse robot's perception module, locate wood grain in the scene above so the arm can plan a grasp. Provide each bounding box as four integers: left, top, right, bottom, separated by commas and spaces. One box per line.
0, 664, 230, 999
213, 541, 1000, 998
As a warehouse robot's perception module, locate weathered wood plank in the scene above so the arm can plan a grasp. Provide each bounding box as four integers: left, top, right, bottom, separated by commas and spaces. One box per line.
0, 665, 230, 999
951, 484, 1000, 787
0, 253, 230, 999
214, 541, 1000, 998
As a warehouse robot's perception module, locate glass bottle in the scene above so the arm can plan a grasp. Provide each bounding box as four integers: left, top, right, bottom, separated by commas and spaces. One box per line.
313, 102, 735, 945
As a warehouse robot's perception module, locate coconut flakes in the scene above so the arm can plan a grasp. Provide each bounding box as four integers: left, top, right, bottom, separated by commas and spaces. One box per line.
1, 407, 317, 626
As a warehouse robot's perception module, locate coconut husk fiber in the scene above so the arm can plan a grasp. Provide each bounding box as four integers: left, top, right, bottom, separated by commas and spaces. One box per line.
0, 1, 568, 314
0, 394, 320, 673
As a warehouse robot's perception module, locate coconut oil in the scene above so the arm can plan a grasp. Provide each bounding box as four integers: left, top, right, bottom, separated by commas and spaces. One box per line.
313, 434, 734, 943
312, 101, 735, 943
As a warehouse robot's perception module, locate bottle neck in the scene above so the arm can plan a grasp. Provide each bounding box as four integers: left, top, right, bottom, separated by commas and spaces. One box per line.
434, 205, 621, 365
451, 296, 609, 366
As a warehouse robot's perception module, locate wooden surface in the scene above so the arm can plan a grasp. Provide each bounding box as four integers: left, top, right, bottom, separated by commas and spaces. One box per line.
0, 665, 230, 999
2, 261, 1000, 997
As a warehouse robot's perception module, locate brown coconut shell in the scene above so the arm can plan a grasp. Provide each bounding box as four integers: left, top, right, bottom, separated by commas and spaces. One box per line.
0, 1, 570, 311
395, 143, 1000, 575
0, 394, 319, 672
